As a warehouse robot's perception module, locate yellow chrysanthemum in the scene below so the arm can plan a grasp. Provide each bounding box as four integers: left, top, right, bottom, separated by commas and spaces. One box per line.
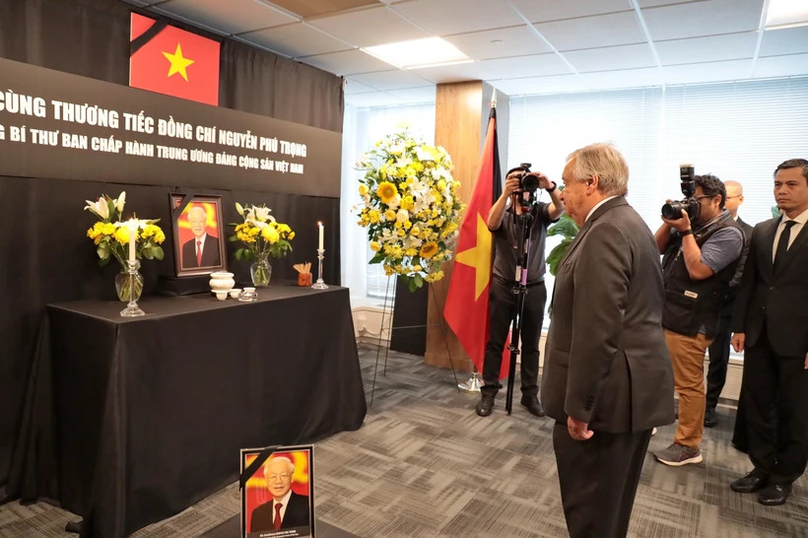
288, 231, 295, 240
359, 184, 369, 196
384, 209, 396, 221
400, 196, 414, 211
114, 226, 130, 246
261, 225, 280, 244
376, 181, 398, 204
370, 241, 381, 252
419, 242, 438, 259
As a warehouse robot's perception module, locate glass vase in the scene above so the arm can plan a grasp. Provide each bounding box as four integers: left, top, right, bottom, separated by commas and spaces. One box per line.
115, 265, 144, 302
250, 257, 272, 287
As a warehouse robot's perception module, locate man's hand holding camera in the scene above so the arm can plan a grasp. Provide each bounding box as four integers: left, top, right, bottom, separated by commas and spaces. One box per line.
661, 203, 692, 233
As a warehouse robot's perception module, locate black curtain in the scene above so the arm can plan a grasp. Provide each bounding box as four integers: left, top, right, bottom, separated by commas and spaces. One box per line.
0, 0, 344, 500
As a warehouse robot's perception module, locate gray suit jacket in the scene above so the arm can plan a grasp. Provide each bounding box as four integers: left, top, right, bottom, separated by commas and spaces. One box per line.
541, 197, 675, 433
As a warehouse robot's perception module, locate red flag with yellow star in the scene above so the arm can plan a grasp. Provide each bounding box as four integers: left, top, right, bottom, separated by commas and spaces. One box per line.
444, 106, 507, 377
129, 13, 220, 106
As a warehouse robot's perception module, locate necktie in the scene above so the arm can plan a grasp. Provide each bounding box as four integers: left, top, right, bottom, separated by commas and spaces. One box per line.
273, 502, 282, 530
773, 220, 796, 274
196, 240, 202, 266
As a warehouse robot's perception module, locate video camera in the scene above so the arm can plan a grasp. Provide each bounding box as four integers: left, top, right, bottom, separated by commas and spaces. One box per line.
507, 163, 539, 210
661, 164, 700, 221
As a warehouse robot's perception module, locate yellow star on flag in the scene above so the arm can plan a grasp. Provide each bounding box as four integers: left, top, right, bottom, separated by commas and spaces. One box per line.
454, 213, 493, 300
162, 43, 194, 81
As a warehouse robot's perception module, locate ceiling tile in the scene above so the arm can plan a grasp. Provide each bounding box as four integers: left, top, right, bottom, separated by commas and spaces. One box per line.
410, 61, 484, 84
387, 86, 436, 103
392, 0, 523, 35
511, 0, 632, 23
475, 53, 574, 78
662, 58, 754, 84
345, 91, 405, 107
655, 32, 758, 65
579, 67, 663, 90
642, 0, 764, 41
759, 26, 808, 57
444, 26, 552, 60
492, 74, 589, 95
344, 79, 378, 94
535, 11, 647, 51
636, 0, 694, 6
754, 53, 808, 79
563, 43, 657, 72
157, 0, 296, 35
307, 5, 428, 47
270, 0, 381, 18
240, 23, 352, 58
301, 49, 395, 75
350, 69, 432, 90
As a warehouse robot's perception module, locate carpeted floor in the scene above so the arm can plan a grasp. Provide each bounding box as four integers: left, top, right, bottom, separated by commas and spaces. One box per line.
1, 342, 806, 537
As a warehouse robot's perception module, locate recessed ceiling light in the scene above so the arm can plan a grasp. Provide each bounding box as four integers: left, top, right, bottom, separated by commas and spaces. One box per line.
363, 37, 472, 70
491, 39, 503, 45
765, 0, 808, 28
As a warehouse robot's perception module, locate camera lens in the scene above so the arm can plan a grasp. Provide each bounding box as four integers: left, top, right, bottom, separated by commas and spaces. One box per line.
520, 173, 539, 193
661, 201, 684, 220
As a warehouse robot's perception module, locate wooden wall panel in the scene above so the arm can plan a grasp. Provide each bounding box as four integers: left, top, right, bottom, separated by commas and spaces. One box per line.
425, 81, 484, 372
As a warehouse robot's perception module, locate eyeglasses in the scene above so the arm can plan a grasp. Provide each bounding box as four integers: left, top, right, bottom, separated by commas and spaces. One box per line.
695, 195, 716, 201
725, 195, 742, 199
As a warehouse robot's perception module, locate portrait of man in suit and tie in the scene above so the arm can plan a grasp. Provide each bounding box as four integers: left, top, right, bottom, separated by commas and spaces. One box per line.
249, 456, 312, 536
171, 195, 226, 276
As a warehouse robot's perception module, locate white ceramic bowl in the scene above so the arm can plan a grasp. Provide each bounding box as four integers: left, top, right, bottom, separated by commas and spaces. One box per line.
209, 271, 235, 293
229, 288, 241, 299
215, 290, 228, 301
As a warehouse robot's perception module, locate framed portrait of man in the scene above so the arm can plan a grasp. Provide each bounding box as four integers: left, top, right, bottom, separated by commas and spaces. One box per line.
169, 194, 226, 277
240, 445, 315, 538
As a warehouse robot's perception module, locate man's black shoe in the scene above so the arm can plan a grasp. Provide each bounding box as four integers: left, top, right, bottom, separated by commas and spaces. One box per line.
730, 471, 768, 493
704, 407, 718, 428
758, 483, 791, 506
476, 395, 494, 417
521, 396, 545, 417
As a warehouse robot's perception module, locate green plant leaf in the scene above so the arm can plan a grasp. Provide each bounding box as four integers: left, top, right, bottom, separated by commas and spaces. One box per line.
548, 214, 579, 238
546, 237, 573, 276
413, 273, 424, 288
369, 252, 385, 264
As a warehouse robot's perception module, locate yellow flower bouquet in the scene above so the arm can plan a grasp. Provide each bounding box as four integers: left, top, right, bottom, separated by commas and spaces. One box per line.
84, 192, 166, 267
356, 125, 464, 291
84, 191, 166, 301
229, 202, 295, 286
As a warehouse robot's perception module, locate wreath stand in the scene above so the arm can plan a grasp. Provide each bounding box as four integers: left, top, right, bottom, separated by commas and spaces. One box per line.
369, 275, 462, 406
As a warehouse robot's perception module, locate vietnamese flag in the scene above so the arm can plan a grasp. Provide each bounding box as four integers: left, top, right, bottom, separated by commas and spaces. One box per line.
129, 13, 220, 106
444, 106, 508, 378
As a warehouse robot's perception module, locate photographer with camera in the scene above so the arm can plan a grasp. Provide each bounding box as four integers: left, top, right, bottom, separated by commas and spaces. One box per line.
653, 172, 744, 467
475, 165, 563, 418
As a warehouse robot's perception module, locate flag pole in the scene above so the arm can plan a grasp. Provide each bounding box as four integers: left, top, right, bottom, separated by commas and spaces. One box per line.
457, 93, 498, 393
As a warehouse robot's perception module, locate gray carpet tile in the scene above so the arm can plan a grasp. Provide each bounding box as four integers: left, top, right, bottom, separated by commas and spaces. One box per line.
1, 341, 806, 537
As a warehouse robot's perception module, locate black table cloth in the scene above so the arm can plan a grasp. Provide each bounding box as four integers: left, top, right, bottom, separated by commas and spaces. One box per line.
12, 284, 366, 537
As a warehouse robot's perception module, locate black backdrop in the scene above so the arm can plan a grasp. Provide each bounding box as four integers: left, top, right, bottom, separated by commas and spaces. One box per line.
0, 0, 344, 500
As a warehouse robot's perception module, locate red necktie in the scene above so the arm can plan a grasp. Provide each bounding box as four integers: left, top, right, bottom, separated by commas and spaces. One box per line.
273, 502, 282, 530
196, 240, 202, 266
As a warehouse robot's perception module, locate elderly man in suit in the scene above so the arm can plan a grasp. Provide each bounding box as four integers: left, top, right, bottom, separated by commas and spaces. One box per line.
250, 456, 311, 533
704, 180, 754, 428
730, 158, 808, 506
541, 143, 675, 538
181, 205, 221, 269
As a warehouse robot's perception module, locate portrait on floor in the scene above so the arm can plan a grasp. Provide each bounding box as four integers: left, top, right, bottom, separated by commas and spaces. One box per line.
241, 446, 315, 538
170, 193, 227, 277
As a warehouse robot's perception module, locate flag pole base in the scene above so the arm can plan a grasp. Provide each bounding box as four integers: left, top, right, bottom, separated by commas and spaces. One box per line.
458, 372, 483, 392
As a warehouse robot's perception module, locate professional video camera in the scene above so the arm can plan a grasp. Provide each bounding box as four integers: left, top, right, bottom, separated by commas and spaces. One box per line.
661, 164, 700, 221
507, 163, 539, 210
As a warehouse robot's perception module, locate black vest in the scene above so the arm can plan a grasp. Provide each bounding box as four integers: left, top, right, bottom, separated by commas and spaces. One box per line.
661, 213, 742, 339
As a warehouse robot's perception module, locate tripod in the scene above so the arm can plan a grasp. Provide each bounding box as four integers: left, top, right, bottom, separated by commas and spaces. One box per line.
505, 204, 533, 415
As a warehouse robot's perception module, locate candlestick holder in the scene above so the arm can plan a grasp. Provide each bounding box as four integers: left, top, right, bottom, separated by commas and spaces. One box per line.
311, 249, 328, 289
120, 260, 145, 317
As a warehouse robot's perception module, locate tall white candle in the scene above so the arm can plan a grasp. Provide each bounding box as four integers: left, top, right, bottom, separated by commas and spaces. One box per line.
318, 222, 324, 250
128, 220, 137, 262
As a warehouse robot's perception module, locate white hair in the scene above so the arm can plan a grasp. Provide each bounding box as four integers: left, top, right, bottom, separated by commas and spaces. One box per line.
263, 456, 295, 476
567, 143, 629, 196
187, 205, 207, 222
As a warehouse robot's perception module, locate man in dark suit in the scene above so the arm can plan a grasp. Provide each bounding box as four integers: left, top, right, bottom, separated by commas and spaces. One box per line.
181, 205, 221, 268
250, 456, 311, 534
541, 143, 675, 538
729, 158, 808, 506
704, 180, 753, 428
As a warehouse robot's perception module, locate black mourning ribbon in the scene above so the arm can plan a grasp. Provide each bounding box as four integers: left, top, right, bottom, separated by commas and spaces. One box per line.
239, 445, 280, 490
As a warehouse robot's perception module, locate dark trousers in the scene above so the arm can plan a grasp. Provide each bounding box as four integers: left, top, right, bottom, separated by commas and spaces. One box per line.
706, 313, 732, 409
480, 278, 546, 398
553, 423, 652, 538
743, 328, 808, 485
